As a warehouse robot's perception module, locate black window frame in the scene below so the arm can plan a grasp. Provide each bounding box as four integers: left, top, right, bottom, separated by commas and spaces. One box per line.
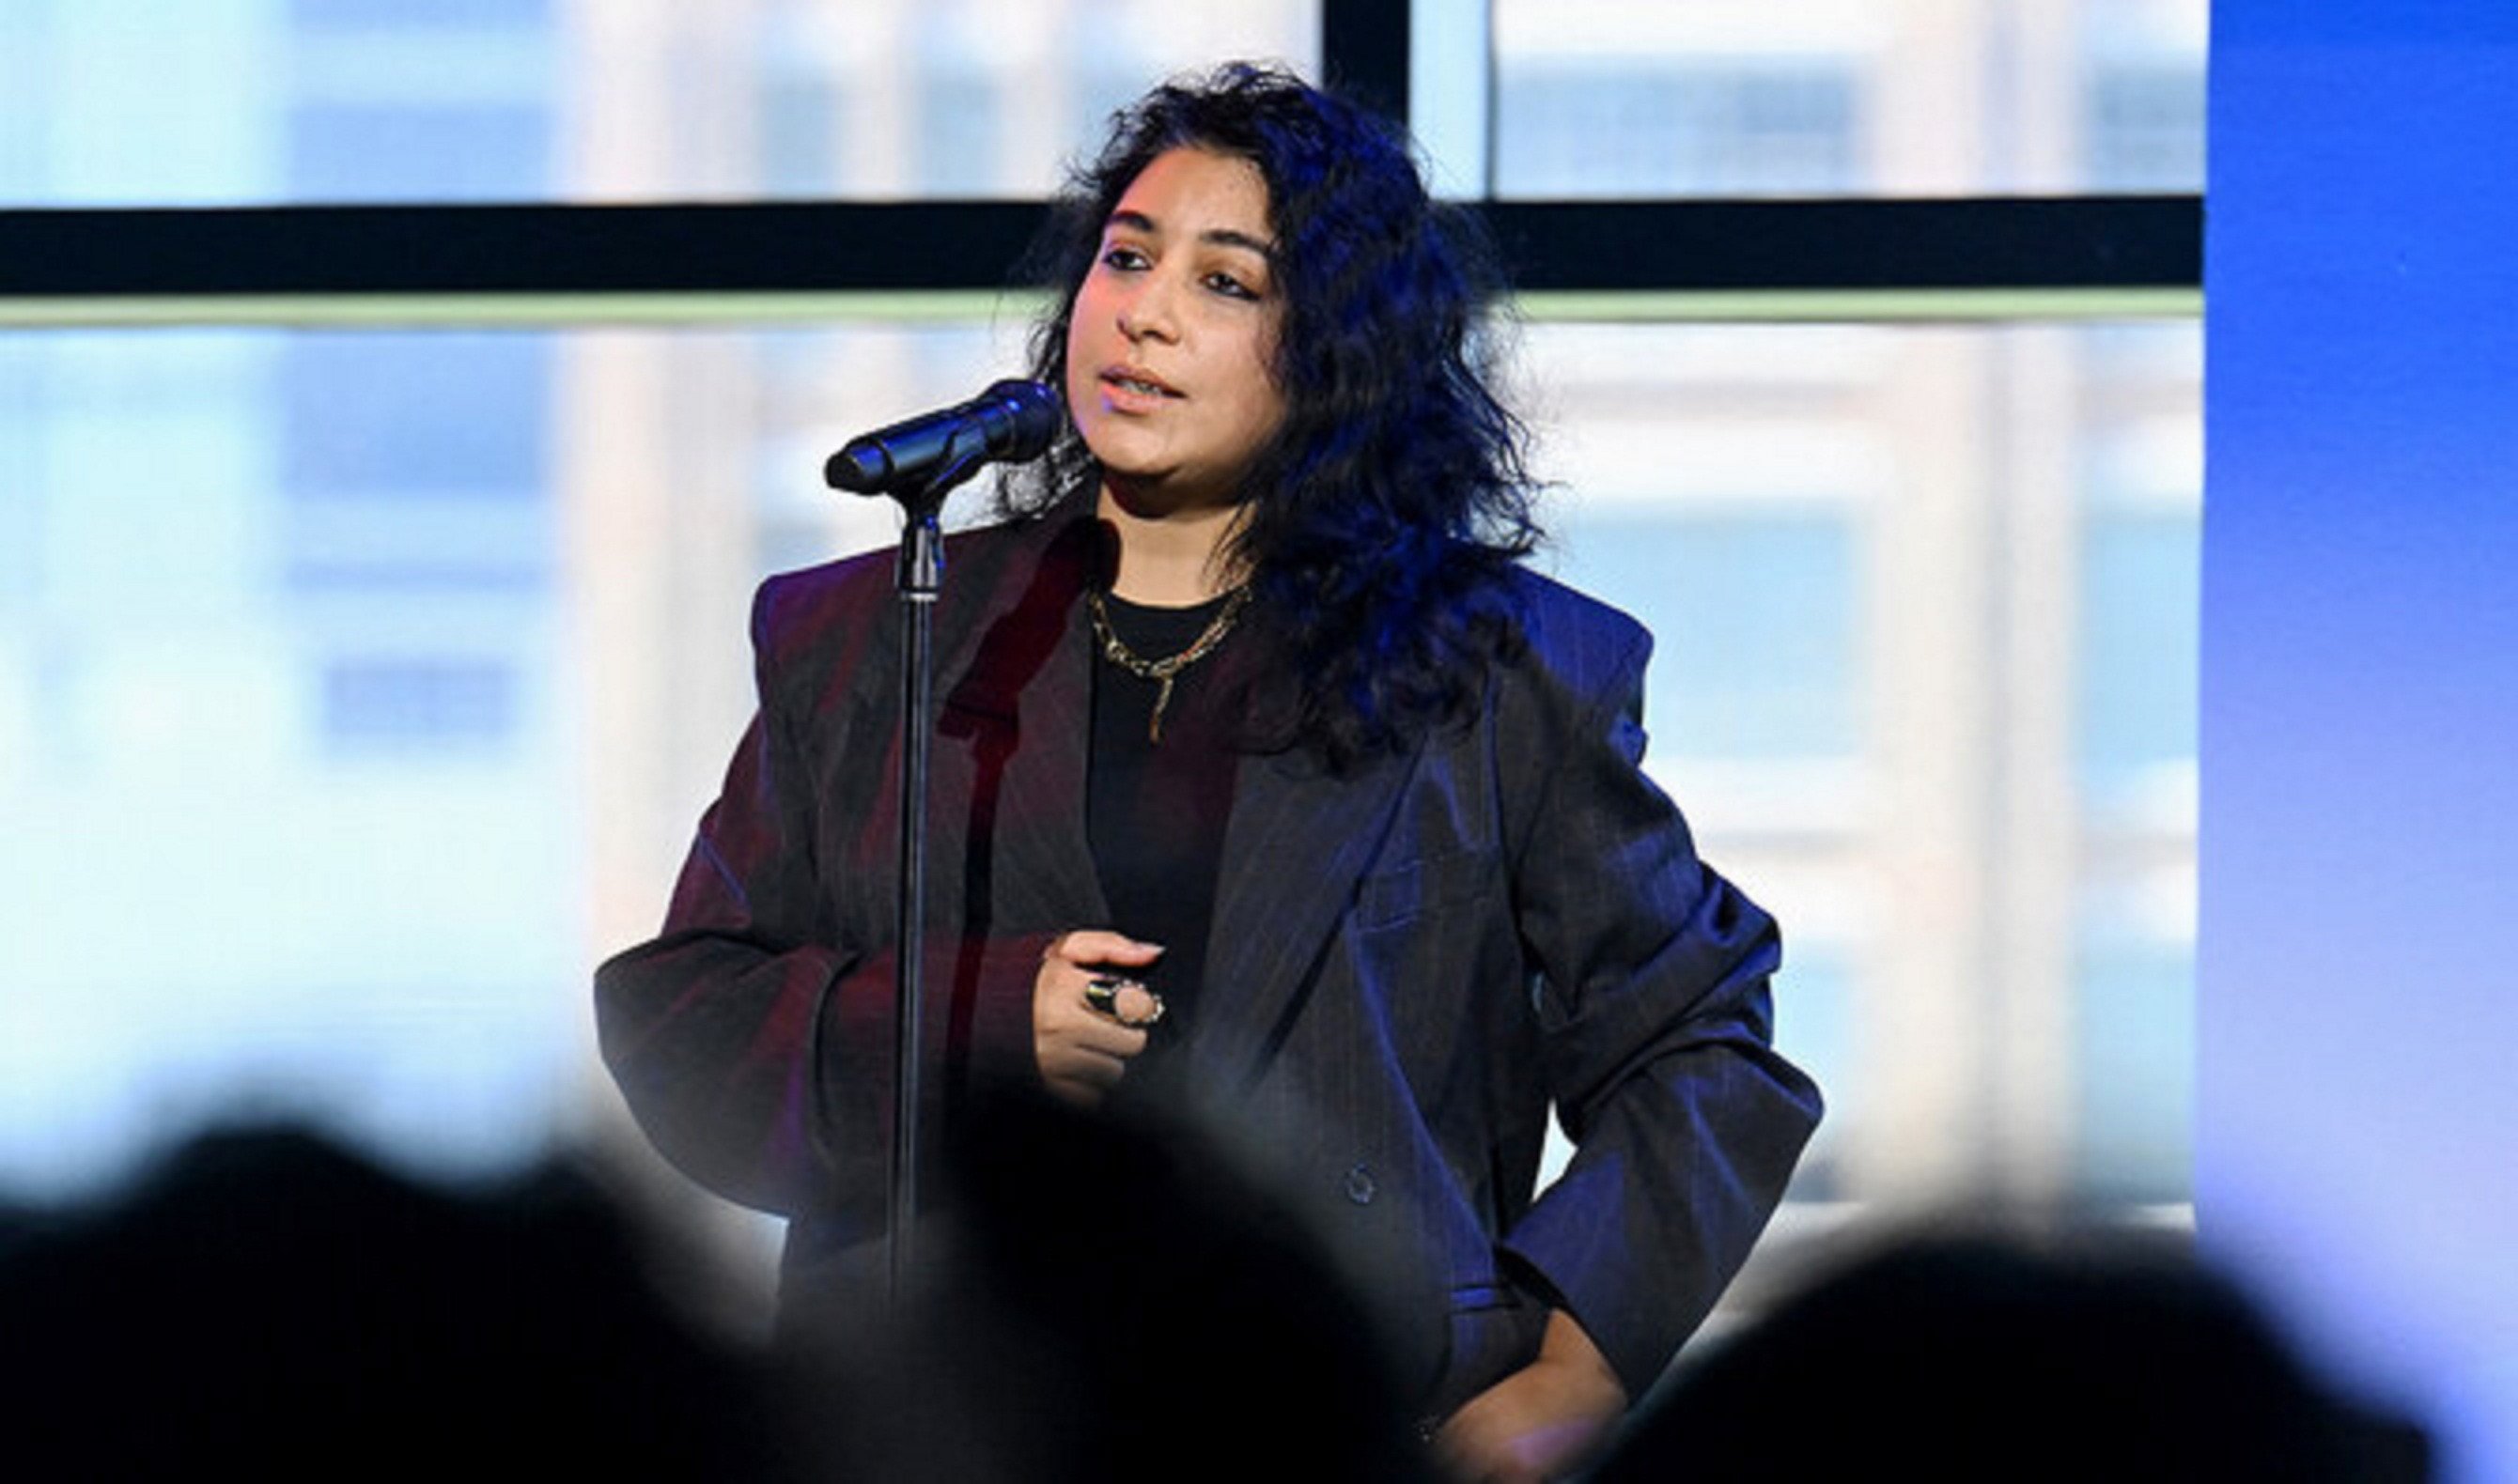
0, 1, 2199, 303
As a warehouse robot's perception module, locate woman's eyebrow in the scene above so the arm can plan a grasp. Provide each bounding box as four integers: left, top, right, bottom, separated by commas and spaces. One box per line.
1106, 209, 1275, 259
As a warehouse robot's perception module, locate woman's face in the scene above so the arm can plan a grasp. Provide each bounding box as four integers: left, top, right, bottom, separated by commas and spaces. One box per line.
1064, 146, 1287, 514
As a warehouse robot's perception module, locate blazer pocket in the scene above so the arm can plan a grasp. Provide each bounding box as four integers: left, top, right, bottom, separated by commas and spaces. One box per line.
1355, 847, 1498, 932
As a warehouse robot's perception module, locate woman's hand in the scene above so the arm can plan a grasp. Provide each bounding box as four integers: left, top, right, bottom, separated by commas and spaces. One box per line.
1433, 1309, 1628, 1484
1033, 930, 1165, 1105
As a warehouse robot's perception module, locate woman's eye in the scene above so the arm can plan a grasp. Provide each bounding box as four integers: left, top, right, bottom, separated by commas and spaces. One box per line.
1100, 245, 1148, 271
1205, 271, 1260, 301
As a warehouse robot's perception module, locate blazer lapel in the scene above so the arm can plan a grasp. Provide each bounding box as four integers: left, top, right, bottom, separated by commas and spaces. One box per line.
933, 512, 1110, 935
1195, 738, 1419, 1087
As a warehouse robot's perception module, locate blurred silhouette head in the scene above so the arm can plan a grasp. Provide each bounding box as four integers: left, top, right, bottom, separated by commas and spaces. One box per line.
800, 1088, 1435, 1484
1593, 1223, 2429, 1483
0, 1123, 785, 1479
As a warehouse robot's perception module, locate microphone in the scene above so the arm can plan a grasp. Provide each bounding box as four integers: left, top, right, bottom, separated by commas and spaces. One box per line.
824, 379, 1064, 496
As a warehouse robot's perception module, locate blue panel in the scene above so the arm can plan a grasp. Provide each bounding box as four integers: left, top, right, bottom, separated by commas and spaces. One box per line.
2203, 6, 2518, 1476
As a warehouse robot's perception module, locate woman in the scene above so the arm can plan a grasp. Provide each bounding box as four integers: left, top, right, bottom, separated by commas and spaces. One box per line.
598, 64, 1819, 1481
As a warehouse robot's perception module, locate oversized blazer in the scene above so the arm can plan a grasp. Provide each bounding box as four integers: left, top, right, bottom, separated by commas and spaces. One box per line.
596, 500, 1821, 1414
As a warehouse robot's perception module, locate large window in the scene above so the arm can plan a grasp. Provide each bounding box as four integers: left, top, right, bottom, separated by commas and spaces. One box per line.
0, 0, 2203, 1316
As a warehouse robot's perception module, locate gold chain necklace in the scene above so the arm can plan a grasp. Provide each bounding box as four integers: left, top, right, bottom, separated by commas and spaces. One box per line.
1087, 584, 1252, 744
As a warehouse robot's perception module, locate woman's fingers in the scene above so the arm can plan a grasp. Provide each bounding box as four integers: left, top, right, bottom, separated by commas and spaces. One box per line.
1034, 929, 1161, 1104
1056, 997, 1151, 1058
1048, 930, 1165, 968
1038, 1018, 1143, 1106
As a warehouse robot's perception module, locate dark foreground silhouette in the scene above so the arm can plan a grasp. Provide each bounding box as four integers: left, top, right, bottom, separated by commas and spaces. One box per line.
0, 1103, 1433, 1483
0, 1120, 2432, 1483
0, 1126, 790, 1479
1594, 1224, 2431, 1483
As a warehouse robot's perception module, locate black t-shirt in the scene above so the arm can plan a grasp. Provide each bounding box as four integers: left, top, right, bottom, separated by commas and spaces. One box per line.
1085, 590, 1244, 1074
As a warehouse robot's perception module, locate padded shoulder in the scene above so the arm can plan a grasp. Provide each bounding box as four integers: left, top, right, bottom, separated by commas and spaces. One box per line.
1492, 564, 1655, 717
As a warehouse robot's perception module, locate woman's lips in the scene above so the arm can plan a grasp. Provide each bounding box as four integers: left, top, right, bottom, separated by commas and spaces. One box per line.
1100, 367, 1182, 409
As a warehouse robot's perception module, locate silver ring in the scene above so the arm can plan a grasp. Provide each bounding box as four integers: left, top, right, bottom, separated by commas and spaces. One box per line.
1082, 975, 1166, 1028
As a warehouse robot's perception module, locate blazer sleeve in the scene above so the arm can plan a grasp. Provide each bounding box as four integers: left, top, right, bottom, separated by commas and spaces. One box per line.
593, 580, 1051, 1221
1494, 618, 1823, 1397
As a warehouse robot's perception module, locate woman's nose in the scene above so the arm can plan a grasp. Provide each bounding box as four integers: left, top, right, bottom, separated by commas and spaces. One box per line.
1118, 272, 1181, 344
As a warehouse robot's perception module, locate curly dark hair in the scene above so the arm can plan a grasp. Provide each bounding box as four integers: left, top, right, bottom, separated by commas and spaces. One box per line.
1003, 62, 1542, 765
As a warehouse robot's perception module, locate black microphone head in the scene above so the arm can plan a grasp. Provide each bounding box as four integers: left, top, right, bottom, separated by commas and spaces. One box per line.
824, 378, 1065, 496
975, 379, 1064, 463
823, 441, 889, 493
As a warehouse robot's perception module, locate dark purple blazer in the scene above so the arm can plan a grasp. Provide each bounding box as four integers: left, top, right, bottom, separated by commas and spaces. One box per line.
595, 502, 1820, 1411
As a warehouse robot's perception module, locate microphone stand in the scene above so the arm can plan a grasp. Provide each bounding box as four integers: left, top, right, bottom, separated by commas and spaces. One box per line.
879, 435, 988, 1305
